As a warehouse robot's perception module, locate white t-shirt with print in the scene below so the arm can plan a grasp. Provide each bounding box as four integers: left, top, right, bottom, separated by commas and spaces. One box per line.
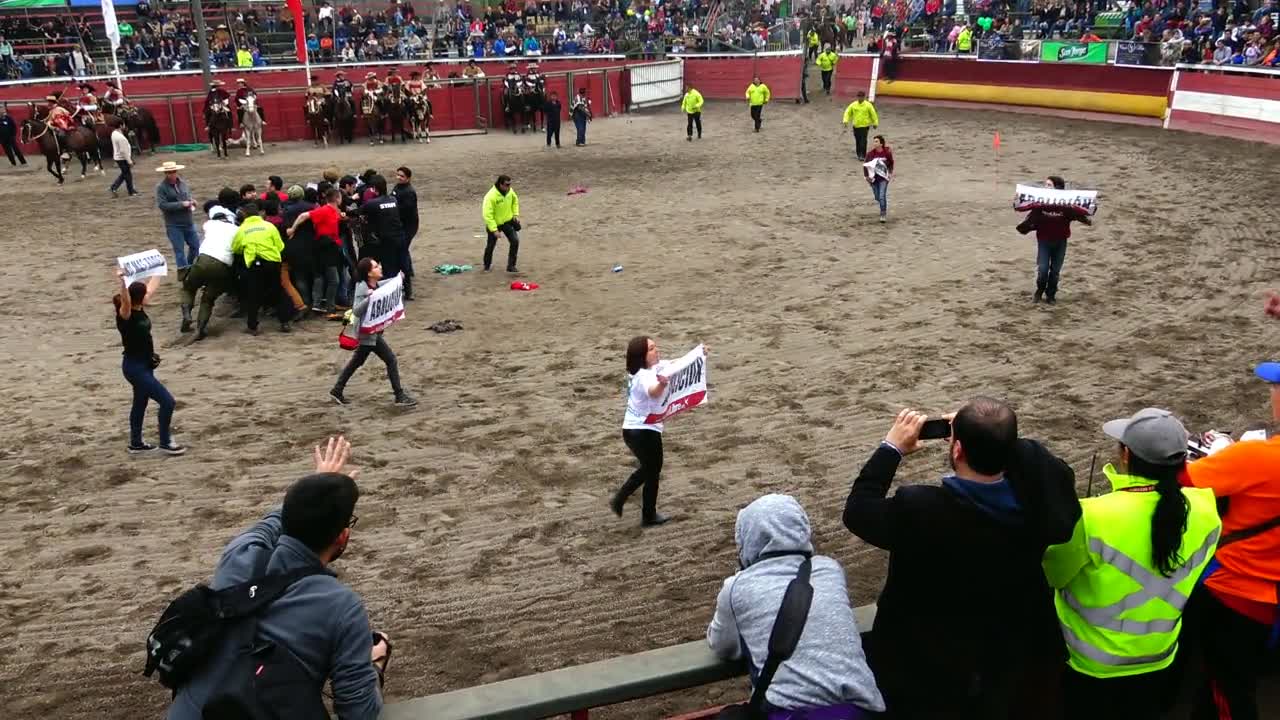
622, 366, 665, 433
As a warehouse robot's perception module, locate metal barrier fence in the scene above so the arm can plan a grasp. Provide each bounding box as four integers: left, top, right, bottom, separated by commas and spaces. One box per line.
903, 39, 1181, 67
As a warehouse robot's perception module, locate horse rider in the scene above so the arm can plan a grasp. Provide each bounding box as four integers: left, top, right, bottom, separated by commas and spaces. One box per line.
423, 61, 443, 88
233, 77, 265, 127
333, 70, 354, 101
42, 94, 74, 157
306, 74, 329, 101
405, 71, 426, 99
73, 82, 104, 126
361, 71, 383, 109
503, 63, 522, 92
203, 79, 231, 130
524, 63, 545, 94
384, 67, 403, 100
102, 79, 128, 117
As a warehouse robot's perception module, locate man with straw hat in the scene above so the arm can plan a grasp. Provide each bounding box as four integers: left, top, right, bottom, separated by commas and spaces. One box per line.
154, 160, 201, 277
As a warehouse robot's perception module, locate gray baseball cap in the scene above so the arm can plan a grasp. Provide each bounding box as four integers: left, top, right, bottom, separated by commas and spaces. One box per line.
1102, 408, 1189, 466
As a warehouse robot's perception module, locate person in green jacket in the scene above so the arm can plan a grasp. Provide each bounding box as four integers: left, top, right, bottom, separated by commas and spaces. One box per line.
816, 45, 839, 95
1043, 408, 1221, 720
482, 174, 521, 273
745, 76, 771, 133
681, 87, 704, 141
841, 90, 879, 160
231, 201, 292, 334
806, 28, 820, 60
956, 24, 973, 53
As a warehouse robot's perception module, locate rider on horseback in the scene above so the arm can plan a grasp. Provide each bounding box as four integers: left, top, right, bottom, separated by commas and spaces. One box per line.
43, 94, 74, 155
524, 63, 545, 93
203, 79, 231, 130
503, 63, 522, 92
75, 82, 102, 126
234, 78, 266, 127
384, 67, 402, 100
423, 62, 443, 88
102, 79, 127, 116
361, 72, 382, 111
405, 71, 425, 98
333, 70, 354, 100
307, 74, 329, 100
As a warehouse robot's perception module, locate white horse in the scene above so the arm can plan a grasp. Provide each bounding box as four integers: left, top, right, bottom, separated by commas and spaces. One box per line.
240, 93, 265, 156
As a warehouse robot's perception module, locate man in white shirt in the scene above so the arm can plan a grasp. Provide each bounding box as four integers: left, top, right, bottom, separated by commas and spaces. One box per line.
109, 118, 137, 198
181, 188, 241, 338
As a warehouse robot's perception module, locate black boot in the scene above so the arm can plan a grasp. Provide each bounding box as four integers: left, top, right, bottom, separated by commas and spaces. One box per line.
640, 476, 667, 526
611, 475, 643, 517
1046, 277, 1059, 305
1034, 279, 1046, 303
180, 304, 193, 333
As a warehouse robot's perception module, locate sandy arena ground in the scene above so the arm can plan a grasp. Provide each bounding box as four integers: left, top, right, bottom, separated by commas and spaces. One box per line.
1, 93, 1277, 719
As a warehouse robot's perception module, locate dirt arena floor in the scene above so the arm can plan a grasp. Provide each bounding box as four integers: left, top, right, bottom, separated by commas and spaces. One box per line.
1, 93, 1278, 719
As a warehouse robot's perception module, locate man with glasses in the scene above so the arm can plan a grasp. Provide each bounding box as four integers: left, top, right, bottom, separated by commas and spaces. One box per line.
166, 436, 391, 719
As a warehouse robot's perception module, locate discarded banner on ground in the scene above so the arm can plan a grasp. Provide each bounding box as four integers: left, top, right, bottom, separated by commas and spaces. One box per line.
644, 344, 709, 424
1013, 184, 1099, 216
118, 249, 167, 286
359, 273, 405, 334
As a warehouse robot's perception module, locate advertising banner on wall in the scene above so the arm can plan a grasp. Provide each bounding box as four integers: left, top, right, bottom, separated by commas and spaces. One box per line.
1114, 41, 1163, 66
1040, 41, 1109, 63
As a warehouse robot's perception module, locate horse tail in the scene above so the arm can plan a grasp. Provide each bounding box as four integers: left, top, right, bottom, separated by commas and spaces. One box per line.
147, 119, 160, 144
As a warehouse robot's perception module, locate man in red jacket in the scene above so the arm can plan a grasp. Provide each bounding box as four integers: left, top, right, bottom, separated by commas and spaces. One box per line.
1017, 175, 1091, 305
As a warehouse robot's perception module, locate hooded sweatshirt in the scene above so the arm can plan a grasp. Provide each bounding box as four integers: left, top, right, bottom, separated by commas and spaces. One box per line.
198, 206, 237, 266
707, 494, 886, 713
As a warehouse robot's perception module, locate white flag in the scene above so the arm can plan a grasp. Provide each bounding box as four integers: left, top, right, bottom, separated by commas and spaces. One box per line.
102, 0, 121, 51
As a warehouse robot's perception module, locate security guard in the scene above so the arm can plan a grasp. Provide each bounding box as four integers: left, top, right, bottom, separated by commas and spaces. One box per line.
481, 174, 521, 273
841, 90, 879, 160
816, 45, 839, 95
744, 75, 771, 133
1043, 408, 1220, 719
681, 86, 704, 141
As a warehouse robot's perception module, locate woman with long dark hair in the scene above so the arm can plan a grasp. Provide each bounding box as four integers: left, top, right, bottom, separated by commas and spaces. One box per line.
330, 258, 416, 408
610, 335, 670, 527
1042, 408, 1221, 719
114, 269, 184, 455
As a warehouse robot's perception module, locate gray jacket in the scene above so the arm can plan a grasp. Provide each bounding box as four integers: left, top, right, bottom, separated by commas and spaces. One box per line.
167, 510, 382, 720
156, 177, 195, 226
707, 494, 885, 713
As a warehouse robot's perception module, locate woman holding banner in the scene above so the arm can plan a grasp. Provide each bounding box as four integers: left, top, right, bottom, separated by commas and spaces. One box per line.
114, 269, 185, 456
330, 258, 417, 408
611, 336, 672, 527
1016, 175, 1093, 305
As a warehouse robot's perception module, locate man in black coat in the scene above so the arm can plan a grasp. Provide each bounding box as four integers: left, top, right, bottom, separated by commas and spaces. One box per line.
282, 186, 317, 312
0, 103, 26, 166
844, 398, 1081, 720
391, 166, 418, 301
357, 174, 403, 279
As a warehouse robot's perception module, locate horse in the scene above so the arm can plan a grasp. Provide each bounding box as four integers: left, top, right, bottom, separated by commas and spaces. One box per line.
305, 94, 332, 148
522, 78, 547, 132
406, 93, 432, 143
207, 101, 233, 158
21, 114, 101, 184
361, 92, 385, 145
383, 84, 407, 143
240, 93, 265, 156
107, 105, 161, 154
333, 94, 356, 145
502, 79, 526, 134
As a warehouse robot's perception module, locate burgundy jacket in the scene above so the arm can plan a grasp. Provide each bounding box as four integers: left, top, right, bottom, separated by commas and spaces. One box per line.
863, 146, 895, 181
1017, 203, 1091, 243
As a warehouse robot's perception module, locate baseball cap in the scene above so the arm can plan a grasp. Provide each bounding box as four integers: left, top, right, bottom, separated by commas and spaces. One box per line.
1255, 362, 1280, 383
1102, 408, 1189, 466
287, 184, 305, 200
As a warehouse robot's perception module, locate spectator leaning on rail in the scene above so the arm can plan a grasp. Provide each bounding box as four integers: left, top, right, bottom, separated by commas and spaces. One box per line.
1181, 362, 1280, 720
166, 436, 389, 720
707, 494, 886, 718
1043, 408, 1220, 720
843, 399, 1081, 718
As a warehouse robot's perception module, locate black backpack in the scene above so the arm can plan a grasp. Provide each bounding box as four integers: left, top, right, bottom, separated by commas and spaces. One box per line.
144, 567, 331, 719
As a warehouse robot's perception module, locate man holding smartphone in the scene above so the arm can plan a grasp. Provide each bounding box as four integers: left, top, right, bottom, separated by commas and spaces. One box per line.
843, 398, 1080, 718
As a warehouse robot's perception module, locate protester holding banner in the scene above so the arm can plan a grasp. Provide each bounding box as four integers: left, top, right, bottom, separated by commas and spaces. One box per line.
331, 258, 417, 408
114, 268, 184, 456
1015, 176, 1093, 305
862, 134, 894, 222
612, 335, 672, 527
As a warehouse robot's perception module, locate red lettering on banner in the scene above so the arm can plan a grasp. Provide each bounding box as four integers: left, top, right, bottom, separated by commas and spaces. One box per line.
644, 390, 707, 424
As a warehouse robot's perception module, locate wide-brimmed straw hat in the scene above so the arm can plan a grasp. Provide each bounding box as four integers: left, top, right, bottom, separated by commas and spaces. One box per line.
156, 160, 185, 173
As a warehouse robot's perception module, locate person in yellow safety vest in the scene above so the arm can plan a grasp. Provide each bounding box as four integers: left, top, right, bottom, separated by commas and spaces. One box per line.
842, 90, 879, 160
806, 28, 820, 60
1043, 408, 1221, 720
745, 76, 770, 133
681, 87, 704, 141
816, 45, 839, 95
957, 24, 973, 53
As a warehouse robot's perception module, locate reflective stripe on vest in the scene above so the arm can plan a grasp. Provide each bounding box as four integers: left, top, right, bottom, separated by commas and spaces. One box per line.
1060, 623, 1177, 667
1062, 525, 1221, 635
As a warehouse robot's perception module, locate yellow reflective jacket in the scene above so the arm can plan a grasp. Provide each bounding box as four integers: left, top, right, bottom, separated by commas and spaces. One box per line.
681, 89, 704, 114
957, 27, 973, 51
1042, 465, 1221, 678
816, 50, 839, 72
231, 216, 284, 266
842, 99, 879, 128
482, 185, 520, 232
745, 83, 771, 106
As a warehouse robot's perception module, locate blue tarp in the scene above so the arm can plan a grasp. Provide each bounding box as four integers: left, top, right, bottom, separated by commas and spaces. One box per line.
69, 0, 140, 7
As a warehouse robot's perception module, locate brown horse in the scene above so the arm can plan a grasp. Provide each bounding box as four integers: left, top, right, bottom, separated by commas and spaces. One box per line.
305, 94, 332, 148
333, 94, 356, 145
21, 116, 101, 184
207, 101, 233, 158
104, 105, 161, 154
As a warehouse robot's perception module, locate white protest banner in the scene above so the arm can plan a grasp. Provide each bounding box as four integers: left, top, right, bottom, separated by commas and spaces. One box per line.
118, 249, 168, 285
359, 273, 405, 334
863, 158, 889, 181
1013, 184, 1099, 216
644, 344, 708, 424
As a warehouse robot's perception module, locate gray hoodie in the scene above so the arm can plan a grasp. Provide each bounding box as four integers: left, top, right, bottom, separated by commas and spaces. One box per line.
707, 494, 885, 713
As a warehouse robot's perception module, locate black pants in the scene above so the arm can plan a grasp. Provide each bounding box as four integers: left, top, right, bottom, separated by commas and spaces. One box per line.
686, 112, 702, 138
484, 222, 520, 270
1189, 587, 1273, 720
1061, 664, 1178, 720
821, 69, 833, 93
545, 122, 560, 147
334, 335, 403, 396
1, 136, 25, 165
110, 160, 135, 193
883, 55, 899, 81
853, 126, 870, 159
244, 259, 290, 330
750, 104, 763, 131
618, 429, 663, 519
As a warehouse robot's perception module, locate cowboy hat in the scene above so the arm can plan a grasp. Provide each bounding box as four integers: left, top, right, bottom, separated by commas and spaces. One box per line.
235, 78, 246, 83
44, 95, 58, 102
211, 79, 226, 86
156, 161, 185, 172
365, 72, 377, 78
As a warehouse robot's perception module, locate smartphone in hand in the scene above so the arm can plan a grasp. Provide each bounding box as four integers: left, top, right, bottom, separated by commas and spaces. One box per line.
919, 418, 952, 441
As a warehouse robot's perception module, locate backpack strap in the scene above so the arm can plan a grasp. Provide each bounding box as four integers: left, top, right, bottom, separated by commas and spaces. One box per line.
215, 566, 332, 620
1219, 514, 1280, 548
745, 555, 814, 719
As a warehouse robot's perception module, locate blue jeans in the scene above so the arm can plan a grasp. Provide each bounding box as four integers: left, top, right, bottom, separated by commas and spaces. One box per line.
165, 222, 200, 269
1036, 240, 1067, 296
870, 179, 889, 216
122, 356, 175, 446
573, 114, 587, 144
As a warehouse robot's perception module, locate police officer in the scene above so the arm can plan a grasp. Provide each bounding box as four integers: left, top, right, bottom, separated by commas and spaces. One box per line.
745, 75, 771, 132
357, 174, 403, 279
816, 45, 839, 95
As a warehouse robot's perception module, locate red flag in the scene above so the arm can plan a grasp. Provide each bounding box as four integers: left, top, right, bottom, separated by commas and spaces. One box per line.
287, 0, 307, 64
